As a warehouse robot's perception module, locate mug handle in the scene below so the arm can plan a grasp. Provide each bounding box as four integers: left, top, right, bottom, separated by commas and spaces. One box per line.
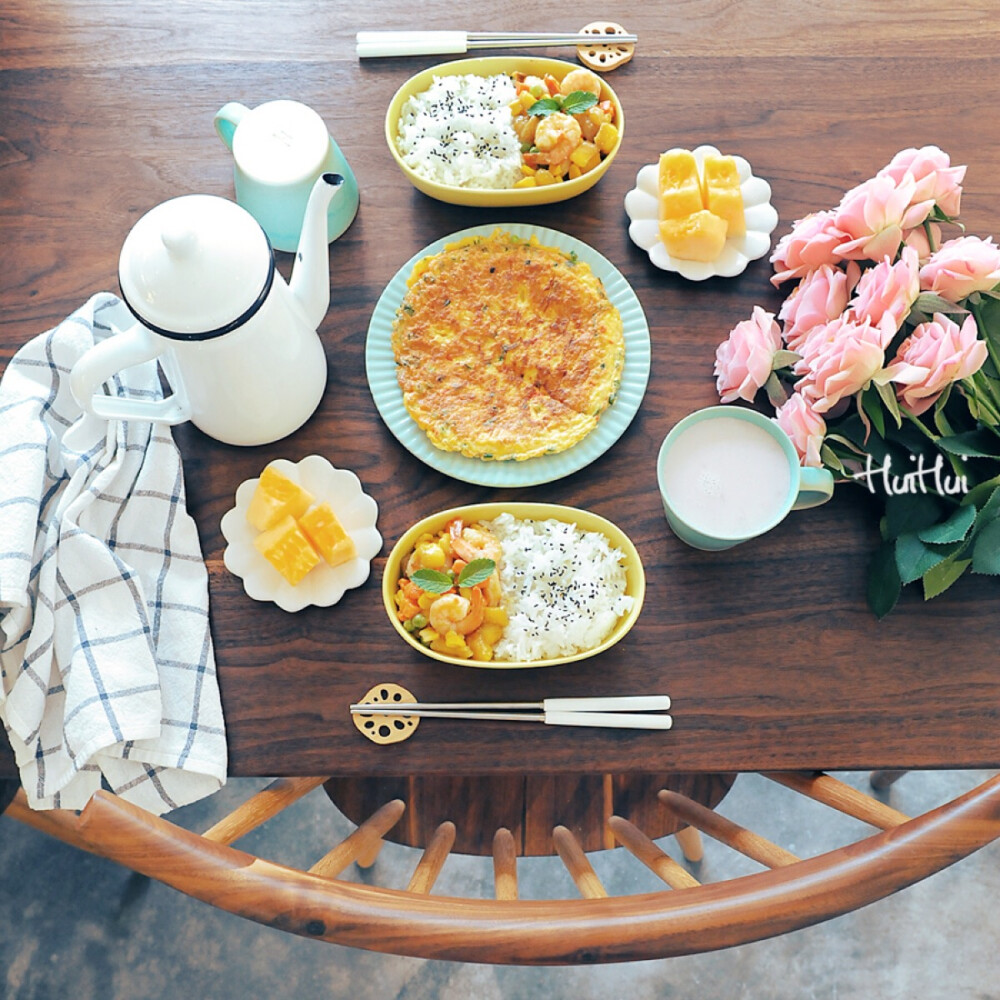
213, 102, 250, 150
70, 323, 191, 424
792, 466, 835, 510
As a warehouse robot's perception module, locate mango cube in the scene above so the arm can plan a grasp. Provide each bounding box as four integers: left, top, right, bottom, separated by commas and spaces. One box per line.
570, 140, 600, 172
659, 149, 700, 188
246, 466, 314, 532
702, 154, 746, 237
298, 502, 357, 568
594, 122, 619, 156
254, 514, 320, 586
659, 210, 729, 262
658, 150, 703, 221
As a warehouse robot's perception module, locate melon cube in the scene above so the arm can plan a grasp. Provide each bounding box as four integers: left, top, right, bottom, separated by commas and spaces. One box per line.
254, 514, 320, 586
659, 210, 729, 262
298, 502, 357, 568
246, 466, 315, 532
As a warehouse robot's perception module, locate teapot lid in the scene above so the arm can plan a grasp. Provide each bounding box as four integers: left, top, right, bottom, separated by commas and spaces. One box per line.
118, 194, 273, 341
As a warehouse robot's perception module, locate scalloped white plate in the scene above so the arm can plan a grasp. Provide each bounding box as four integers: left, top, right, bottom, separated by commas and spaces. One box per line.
365, 223, 650, 487
624, 145, 779, 281
221, 455, 382, 613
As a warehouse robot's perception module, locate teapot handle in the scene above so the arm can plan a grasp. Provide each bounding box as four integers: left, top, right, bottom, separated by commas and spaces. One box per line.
213, 102, 251, 150
70, 322, 191, 425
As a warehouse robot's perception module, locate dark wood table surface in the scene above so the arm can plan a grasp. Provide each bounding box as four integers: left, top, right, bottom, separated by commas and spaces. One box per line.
2, 0, 998, 782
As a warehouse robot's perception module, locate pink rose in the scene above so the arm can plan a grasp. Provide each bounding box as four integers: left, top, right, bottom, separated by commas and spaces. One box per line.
714, 306, 783, 403
770, 211, 849, 286
883, 313, 988, 415
847, 246, 920, 339
919, 235, 1000, 302
794, 315, 889, 413
833, 174, 935, 263
877, 146, 965, 218
902, 222, 942, 264
778, 262, 860, 351
775, 393, 827, 467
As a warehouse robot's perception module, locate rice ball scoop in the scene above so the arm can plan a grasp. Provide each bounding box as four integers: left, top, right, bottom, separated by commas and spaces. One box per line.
246, 466, 315, 531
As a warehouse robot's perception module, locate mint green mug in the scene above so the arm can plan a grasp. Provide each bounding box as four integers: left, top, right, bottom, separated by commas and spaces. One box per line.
214, 99, 359, 252
656, 406, 835, 551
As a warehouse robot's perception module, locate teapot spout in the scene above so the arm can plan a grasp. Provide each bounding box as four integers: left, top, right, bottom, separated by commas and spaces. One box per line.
289, 172, 344, 329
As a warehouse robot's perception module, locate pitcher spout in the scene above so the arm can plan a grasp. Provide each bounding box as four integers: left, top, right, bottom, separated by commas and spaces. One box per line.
289, 172, 344, 329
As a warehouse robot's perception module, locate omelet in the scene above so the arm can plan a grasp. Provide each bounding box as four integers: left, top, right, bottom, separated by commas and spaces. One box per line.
391, 230, 625, 461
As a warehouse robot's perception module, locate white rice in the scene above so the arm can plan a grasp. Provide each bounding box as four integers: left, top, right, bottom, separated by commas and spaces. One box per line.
486, 514, 635, 662
396, 73, 523, 190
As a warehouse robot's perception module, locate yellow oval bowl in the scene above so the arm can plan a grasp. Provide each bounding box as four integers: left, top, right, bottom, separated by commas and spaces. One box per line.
384, 57, 625, 207
383, 503, 645, 669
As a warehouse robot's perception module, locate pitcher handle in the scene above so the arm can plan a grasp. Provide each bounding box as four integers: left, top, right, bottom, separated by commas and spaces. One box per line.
792, 466, 835, 510
70, 322, 191, 425
213, 102, 250, 150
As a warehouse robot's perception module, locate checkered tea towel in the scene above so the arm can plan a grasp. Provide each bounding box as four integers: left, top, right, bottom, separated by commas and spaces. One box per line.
0, 293, 227, 815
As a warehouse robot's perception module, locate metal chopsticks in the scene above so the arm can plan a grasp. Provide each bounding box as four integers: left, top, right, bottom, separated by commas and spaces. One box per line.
350, 695, 672, 730
356, 30, 638, 59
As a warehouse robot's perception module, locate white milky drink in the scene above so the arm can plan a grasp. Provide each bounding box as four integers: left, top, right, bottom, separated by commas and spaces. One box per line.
660, 416, 792, 538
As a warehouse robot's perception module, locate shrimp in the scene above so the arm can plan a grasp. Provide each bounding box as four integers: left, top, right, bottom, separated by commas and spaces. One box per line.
452, 525, 502, 564
559, 68, 602, 98
428, 588, 485, 635
534, 112, 583, 167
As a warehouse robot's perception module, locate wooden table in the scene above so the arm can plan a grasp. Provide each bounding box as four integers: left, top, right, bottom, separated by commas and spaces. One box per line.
2, 0, 999, 786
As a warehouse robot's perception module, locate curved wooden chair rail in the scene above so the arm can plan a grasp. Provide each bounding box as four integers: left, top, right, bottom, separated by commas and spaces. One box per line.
6, 770, 1000, 965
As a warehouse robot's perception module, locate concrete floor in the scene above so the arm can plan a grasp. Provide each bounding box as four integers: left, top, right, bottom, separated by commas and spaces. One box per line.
2, 770, 999, 999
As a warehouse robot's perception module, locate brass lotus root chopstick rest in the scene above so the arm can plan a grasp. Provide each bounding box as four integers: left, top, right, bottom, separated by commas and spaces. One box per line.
352, 683, 421, 745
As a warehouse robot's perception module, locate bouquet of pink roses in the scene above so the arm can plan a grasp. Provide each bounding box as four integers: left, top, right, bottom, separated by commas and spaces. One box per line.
714, 146, 1000, 616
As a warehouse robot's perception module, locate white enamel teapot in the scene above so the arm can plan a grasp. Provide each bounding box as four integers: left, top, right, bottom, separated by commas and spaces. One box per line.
71, 173, 346, 446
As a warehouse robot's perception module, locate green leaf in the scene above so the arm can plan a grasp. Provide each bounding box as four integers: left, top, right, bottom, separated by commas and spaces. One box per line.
873, 378, 903, 429
764, 371, 788, 408
771, 350, 801, 370
917, 503, 976, 544
860, 387, 886, 438
528, 97, 562, 117
962, 476, 1000, 509
456, 558, 495, 587
971, 517, 1000, 575
922, 556, 972, 599
409, 568, 454, 594
895, 532, 950, 585
913, 292, 967, 316
882, 492, 946, 540
973, 484, 1000, 523
937, 429, 1000, 459
820, 443, 847, 475
975, 294, 1000, 356
824, 432, 868, 457
867, 542, 901, 619
559, 90, 598, 115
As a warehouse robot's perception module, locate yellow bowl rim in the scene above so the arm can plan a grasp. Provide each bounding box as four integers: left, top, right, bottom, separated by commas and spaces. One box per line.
382, 502, 645, 669
384, 56, 625, 207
